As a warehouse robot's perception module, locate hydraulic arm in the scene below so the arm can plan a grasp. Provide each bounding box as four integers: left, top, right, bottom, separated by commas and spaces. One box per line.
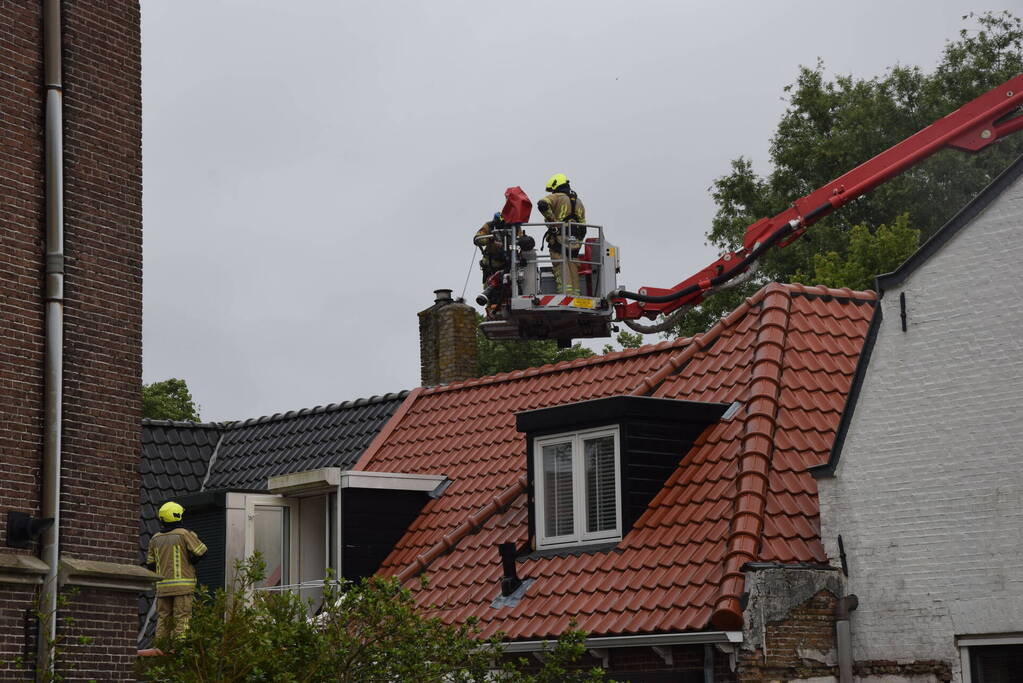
611, 74, 1023, 331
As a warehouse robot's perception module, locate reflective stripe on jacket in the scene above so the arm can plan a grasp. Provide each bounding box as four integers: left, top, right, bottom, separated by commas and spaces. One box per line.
147, 527, 207, 597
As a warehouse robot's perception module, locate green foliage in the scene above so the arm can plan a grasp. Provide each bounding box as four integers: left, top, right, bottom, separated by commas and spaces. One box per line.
794, 214, 920, 290
141, 556, 609, 683
143, 378, 200, 422
11, 587, 93, 682
671, 11, 1023, 338
601, 330, 644, 355
476, 314, 594, 376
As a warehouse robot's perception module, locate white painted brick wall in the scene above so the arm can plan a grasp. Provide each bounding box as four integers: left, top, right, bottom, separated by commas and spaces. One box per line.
817, 172, 1023, 683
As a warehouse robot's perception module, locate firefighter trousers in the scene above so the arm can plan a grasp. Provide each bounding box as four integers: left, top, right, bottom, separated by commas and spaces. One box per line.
155, 593, 194, 641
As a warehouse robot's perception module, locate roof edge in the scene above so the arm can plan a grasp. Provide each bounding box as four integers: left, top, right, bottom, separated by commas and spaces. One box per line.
877, 153, 1023, 291
502, 630, 744, 652
353, 387, 424, 471
810, 299, 884, 479
229, 390, 411, 428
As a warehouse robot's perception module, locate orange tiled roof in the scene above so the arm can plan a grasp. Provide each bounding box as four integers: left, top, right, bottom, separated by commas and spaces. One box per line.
355, 282, 876, 640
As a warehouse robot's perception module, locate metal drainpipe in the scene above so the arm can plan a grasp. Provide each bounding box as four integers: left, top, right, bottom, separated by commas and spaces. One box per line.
38, 0, 65, 676
835, 594, 859, 683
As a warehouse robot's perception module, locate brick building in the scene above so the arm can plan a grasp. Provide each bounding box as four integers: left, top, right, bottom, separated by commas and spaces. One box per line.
0, 1, 146, 679
815, 156, 1023, 681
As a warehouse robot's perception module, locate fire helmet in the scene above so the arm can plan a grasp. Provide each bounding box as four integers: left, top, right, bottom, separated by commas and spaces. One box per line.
158, 501, 184, 523
545, 173, 569, 193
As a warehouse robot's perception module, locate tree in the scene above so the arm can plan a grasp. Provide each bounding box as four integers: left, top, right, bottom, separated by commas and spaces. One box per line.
142, 378, 200, 422
140, 557, 607, 683
476, 315, 594, 376
794, 214, 920, 291
602, 330, 644, 355
670, 11, 1023, 337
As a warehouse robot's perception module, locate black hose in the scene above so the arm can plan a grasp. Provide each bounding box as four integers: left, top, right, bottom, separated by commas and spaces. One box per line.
612, 219, 797, 303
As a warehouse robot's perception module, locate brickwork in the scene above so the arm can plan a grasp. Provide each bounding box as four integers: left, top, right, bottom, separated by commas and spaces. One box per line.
816, 171, 1023, 681
418, 289, 478, 386
57, 589, 138, 681
0, 0, 45, 549
437, 301, 478, 384
0, 588, 37, 679
0, 0, 143, 679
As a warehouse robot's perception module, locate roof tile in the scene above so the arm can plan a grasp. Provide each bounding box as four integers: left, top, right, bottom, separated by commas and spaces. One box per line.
360, 284, 874, 640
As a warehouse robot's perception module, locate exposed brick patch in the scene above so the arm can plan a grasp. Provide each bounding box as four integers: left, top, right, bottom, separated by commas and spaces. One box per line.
738, 589, 840, 681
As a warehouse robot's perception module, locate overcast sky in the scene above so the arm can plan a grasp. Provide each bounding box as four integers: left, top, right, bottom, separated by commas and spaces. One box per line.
140, 0, 1002, 421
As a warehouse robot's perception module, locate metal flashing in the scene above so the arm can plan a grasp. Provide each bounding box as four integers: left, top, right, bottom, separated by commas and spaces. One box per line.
490, 577, 535, 609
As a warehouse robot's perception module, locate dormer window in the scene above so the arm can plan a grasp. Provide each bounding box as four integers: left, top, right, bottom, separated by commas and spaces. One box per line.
535, 428, 621, 549
518, 396, 731, 553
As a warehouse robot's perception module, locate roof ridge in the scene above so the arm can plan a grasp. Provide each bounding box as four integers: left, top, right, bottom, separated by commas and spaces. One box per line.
226, 390, 411, 428
141, 419, 223, 429
710, 285, 794, 629
421, 338, 690, 396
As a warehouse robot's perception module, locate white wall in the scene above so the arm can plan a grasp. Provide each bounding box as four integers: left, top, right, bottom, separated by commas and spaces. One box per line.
817, 170, 1023, 682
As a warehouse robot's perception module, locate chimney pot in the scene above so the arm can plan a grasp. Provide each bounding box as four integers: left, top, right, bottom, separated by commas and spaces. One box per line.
434, 288, 453, 304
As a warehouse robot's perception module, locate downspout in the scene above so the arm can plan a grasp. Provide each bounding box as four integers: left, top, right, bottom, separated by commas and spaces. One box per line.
38, 0, 65, 676
835, 594, 859, 683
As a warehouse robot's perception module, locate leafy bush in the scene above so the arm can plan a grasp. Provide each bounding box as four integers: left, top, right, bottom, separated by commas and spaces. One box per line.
141, 557, 608, 682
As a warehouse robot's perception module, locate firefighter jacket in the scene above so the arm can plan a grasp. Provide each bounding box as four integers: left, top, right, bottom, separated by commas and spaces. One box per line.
475, 220, 509, 271
147, 527, 207, 597
537, 191, 586, 252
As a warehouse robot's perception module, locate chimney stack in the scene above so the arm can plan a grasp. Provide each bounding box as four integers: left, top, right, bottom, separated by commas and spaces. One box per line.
418, 288, 478, 387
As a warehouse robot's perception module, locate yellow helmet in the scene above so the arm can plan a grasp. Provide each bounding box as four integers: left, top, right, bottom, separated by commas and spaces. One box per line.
545, 173, 569, 193
158, 501, 184, 523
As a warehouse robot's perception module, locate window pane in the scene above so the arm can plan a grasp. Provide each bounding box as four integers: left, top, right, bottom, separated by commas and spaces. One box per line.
253, 505, 289, 588
542, 442, 574, 537
585, 435, 616, 533
971, 644, 1023, 683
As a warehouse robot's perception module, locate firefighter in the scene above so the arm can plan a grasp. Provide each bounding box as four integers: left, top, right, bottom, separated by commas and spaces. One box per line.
146, 501, 207, 641
537, 173, 585, 295
473, 212, 510, 284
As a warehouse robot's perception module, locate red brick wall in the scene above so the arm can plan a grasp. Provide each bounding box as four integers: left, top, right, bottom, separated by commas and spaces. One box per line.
57, 590, 139, 681
60, 0, 143, 563
0, 0, 46, 547
0, 588, 38, 679
0, 0, 142, 679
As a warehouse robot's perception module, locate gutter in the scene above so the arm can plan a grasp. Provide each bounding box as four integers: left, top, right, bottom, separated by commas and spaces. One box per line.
501, 630, 743, 653
38, 0, 65, 675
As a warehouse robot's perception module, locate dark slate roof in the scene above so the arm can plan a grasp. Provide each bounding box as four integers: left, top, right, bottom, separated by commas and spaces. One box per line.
138, 420, 223, 644
137, 391, 410, 645
203, 391, 410, 491
139, 420, 223, 558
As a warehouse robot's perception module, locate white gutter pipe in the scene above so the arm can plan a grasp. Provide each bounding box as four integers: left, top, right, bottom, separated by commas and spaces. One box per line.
501, 630, 743, 653
835, 594, 859, 683
38, 0, 65, 676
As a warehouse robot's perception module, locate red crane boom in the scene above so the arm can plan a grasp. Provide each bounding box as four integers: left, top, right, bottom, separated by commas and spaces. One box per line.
612, 74, 1023, 326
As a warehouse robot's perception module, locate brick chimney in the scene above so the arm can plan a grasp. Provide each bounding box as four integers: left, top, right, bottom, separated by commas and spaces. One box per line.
419, 288, 478, 386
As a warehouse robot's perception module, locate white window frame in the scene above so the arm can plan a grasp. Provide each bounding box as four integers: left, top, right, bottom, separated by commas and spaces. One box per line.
534, 426, 622, 550
957, 634, 1023, 683
243, 494, 300, 589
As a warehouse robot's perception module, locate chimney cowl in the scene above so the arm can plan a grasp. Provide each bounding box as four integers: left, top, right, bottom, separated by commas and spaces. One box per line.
434, 288, 453, 304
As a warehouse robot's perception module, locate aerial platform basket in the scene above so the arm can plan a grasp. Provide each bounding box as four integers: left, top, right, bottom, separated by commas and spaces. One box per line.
477, 222, 621, 345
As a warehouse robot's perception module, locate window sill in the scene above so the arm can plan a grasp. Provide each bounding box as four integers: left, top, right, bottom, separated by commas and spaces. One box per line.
519, 541, 621, 561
